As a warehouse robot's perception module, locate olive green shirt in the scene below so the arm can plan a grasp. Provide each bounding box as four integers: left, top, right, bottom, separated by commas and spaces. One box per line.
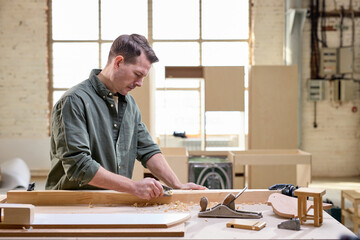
45, 69, 161, 190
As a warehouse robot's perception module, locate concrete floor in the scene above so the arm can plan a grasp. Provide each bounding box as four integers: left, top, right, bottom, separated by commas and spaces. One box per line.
309, 176, 360, 236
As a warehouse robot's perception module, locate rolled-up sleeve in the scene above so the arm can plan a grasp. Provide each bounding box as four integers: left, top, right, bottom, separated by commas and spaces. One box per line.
52, 96, 100, 186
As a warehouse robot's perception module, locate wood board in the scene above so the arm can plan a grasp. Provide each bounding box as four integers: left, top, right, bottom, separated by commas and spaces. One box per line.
6, 189, 279, 205
267, 193, 332, 218
0, 223, 185, 237
248, 65, 298, 189
203, 66, 245, 111
0, 213, 190, 229
226, 219, 266, 231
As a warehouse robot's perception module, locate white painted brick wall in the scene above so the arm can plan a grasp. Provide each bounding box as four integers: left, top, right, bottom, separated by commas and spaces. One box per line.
252, 0, 284, 65
0, 0, 48, 138
1, 0, 359, 177
253, 0, 360, 177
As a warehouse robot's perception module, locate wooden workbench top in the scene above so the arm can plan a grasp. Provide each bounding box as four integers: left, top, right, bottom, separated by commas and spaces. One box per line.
0, 202, 355, 239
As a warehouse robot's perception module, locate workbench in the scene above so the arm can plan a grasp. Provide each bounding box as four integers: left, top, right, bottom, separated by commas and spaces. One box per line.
0, 190, 356, 239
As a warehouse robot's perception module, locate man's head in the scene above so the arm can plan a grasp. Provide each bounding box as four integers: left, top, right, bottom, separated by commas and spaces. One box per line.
102, 34, 159, 95
107, 34, 159, 65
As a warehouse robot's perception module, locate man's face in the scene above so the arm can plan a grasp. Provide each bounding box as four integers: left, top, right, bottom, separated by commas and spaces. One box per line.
111, 53, 151, 95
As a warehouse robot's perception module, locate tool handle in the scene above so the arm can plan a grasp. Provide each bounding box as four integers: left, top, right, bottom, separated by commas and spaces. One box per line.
226, 186, 247, 207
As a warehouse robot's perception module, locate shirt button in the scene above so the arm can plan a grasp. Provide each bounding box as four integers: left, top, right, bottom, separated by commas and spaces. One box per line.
102, 96, 106, 99
109, 92, 113, 96
110, 104, 114, 107
118, 165, 121, 169
114, 124, 117, 128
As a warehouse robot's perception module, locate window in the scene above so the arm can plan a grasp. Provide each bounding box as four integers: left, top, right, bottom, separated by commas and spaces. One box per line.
49, 0, 250, 150
152, 0, 249, 150
49, 0, 147, 106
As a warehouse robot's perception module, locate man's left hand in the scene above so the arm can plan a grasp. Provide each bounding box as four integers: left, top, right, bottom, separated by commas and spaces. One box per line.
178, 182, 207, 190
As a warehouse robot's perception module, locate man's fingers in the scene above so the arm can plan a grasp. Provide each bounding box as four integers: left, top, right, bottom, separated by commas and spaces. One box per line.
143, 178, 163, 199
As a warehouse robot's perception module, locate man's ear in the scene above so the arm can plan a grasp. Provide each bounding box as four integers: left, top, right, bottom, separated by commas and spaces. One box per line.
114, 55, 124, 68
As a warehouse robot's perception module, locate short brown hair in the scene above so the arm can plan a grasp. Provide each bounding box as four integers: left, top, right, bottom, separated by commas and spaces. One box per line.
108, 34, 159, 64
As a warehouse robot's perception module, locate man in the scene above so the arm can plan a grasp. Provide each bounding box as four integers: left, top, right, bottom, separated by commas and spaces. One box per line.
46, 34, 206, 200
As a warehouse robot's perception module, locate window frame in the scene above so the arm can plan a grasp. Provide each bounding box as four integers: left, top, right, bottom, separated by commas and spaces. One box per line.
47, 0, 252, 139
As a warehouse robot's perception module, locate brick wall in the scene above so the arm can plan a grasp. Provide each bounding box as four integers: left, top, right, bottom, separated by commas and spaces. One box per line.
1, 0, 359, 176
252, 0, 360, 177
0, 0, 48, 138
251, 0, 284, 65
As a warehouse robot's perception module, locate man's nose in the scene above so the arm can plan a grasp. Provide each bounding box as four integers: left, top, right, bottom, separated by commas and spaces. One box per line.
135, 78, 143, 87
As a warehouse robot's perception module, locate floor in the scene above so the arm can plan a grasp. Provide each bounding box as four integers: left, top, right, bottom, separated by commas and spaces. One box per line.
3, 176, 360, 237
309, 176, 360, 236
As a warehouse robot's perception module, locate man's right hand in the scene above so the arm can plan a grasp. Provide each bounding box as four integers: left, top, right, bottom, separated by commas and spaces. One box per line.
131, 177, 164, 200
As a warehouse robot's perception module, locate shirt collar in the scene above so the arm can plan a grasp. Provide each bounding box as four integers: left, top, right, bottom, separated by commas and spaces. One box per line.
89, 69, 114, 98
89, 69, 127, 102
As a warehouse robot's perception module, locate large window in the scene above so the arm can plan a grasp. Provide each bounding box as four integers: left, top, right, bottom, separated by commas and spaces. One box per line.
49, 0, 148, 107
49, 0, 250, 150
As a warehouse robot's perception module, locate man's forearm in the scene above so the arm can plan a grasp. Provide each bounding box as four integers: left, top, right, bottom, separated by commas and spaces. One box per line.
88, 166, 135, 192
146, 153, 182, 189
88, 166, 164, 200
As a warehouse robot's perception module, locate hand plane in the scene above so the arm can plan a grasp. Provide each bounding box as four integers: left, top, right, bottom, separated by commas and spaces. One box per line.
198, 187, 263, 219
162, 185, 173, 197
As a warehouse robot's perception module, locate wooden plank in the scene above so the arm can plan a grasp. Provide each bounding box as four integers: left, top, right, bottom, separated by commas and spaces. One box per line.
0, 223, 185, 237
248, 65, 298, 149
165, 66, 203, 78
248, 66, 298, 189
0, 213, 190, 229
204, 66, 244, 111
0, 204, 34, 225
231, 149, 311, 165
226, 219, 266, 231
6, 189, 278, 205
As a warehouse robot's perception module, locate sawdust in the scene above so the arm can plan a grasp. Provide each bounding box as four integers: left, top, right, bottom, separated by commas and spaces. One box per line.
132, 200, 200, 213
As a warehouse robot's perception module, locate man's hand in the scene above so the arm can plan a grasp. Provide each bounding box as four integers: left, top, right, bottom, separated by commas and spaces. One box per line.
132, 177, 164, 200
178, 182, 207, 190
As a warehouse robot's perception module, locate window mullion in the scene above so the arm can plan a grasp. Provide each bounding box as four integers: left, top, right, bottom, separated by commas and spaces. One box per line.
98, 0, 102, 68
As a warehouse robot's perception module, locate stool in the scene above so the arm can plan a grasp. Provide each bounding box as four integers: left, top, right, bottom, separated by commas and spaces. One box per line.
341, 190, 360, 235
294, 188, 326, 227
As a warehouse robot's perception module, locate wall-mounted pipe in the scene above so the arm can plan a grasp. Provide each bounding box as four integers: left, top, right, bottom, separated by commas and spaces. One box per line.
284, 0, 307, 149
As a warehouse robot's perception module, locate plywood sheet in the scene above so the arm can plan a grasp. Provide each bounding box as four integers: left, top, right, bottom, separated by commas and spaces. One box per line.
248, 65, 298, 189
248, 65, 298, 149
204, 66, 244, 111
0, 223, 185, 237
0, 213, 190, 229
